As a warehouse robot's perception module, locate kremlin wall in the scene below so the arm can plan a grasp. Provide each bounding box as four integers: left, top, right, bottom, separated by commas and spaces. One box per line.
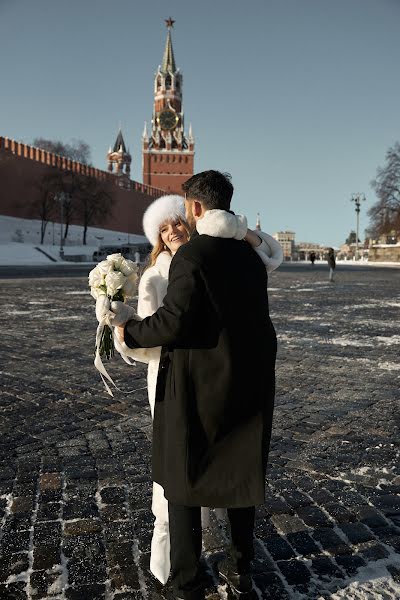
0, 136, 163, 237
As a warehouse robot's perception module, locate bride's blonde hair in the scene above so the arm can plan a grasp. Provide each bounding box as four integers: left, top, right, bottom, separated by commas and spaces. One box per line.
148, 217, 190, 268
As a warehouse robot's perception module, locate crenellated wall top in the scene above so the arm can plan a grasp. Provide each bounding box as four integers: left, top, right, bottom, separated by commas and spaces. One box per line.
0, 135, 165, 198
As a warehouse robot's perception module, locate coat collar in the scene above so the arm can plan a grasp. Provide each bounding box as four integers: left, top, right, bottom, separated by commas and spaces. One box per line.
154, 251, 172, 277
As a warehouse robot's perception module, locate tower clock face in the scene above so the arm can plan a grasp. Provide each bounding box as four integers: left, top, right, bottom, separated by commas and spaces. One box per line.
158, 109, 178, 130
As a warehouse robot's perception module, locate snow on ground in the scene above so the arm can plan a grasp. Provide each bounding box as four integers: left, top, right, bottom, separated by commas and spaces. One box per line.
0, 215, 148, 265
325, 555, 400, 599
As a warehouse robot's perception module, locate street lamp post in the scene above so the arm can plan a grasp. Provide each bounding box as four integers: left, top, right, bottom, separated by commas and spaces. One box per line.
350, 193, 366, 260
56, 192, 70, 259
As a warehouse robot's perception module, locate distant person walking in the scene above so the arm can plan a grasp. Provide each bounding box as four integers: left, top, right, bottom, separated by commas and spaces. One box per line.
327, 247, 336, 282
309, 251, 316, 266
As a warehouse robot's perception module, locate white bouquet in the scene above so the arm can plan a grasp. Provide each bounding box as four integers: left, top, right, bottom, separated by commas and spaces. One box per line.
89, 253, 138, 393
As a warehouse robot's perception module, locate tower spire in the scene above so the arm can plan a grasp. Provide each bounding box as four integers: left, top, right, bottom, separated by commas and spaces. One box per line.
143, 18, 194, 193
107, 127, 131, 177
256, 213, 261, 231
162, 17, 176, 73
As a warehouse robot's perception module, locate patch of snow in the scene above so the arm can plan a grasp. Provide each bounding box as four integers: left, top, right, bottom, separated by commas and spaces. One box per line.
378, 361, 400, 372
329, 337, 374, 347
327, 555, 400, 599
376, 335, 400, 345
351, 467, 371, 475
288, 315, 321, 321
65, 291, 89, 295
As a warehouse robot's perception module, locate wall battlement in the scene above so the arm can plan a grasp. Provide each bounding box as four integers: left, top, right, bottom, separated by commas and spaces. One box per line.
0, 136, 163, 198
0, 135, 165, 236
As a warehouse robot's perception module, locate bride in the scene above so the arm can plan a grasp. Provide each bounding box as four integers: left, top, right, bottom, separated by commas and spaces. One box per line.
112, 194, 283, 585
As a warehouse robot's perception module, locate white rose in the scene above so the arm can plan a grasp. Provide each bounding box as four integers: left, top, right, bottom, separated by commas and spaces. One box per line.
90, 287, 106, 300
106, 253, 123, 269
120, 258, 138, 277
88, 266, 104, 288
122, 273, 138, 298
97, 260, 113, 275
105, 271, 126, 298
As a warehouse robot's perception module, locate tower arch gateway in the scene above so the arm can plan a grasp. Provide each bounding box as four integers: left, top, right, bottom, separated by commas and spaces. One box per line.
142, 18, 194, 194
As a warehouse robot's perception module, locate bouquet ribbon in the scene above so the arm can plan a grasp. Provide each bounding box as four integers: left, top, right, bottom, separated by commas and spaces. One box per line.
94, 312, 137, 397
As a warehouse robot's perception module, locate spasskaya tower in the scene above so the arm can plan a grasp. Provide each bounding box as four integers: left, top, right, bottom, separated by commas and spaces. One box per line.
142, 18, 194, 194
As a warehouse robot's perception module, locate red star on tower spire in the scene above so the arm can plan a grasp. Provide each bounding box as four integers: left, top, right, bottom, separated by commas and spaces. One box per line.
165, 17, 175, 29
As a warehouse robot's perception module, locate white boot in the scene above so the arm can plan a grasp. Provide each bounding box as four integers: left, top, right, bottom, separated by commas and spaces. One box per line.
150, 521, 171, 584
150, 482, 170, 584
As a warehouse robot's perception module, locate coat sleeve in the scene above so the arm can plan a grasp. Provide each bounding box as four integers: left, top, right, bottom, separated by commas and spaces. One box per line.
253, 231, 284, 273
124, 253, 205, 349
113, 270, 162, 364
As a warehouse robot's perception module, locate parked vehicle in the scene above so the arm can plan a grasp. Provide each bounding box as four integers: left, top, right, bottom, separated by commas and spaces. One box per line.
92, 243, 152, 263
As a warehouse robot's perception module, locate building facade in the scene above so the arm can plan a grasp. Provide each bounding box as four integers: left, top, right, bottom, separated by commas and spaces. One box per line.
273, 231, 296, 260
142, 19, 194, 194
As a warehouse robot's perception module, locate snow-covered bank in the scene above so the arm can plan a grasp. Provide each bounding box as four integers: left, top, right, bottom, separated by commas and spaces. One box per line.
0, 215, 148, 265
0, 215, 147, 246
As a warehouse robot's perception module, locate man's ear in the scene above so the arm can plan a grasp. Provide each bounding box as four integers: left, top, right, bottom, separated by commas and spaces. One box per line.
193, 200, 203, 218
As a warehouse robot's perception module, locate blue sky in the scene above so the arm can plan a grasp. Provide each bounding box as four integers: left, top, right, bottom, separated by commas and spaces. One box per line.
1, 0, 399, 246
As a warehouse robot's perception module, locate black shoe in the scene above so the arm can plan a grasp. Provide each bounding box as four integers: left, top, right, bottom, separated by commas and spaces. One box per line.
174, 584, 221, 599
218, 567, 253, 597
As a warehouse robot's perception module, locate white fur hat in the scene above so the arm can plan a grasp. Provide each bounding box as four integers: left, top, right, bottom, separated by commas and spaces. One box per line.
142, 195, 186, 246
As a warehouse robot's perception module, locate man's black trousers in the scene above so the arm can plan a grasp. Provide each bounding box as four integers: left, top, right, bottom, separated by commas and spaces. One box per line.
168, 503, 255, 596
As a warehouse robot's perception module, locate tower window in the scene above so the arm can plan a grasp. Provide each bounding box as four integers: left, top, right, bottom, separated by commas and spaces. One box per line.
165, 74, 172, 89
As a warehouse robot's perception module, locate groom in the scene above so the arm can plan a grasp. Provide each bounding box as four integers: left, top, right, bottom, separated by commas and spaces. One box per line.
114, 171, 277, 599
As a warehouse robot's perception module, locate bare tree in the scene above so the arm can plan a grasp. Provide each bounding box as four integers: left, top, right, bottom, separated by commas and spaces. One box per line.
33, 171, 63, 244
60, 171, 82, 240
33, 138, 92, 165
369, 142, 400, 237
75, 176, 114, 245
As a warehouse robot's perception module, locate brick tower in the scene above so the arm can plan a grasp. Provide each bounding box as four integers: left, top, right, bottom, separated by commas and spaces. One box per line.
142, 18, 194, 194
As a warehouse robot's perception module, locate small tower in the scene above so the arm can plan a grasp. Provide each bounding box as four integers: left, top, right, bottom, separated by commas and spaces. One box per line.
256, 213, 261, 231
107, 128, 132, 178
142, 18, 194, 193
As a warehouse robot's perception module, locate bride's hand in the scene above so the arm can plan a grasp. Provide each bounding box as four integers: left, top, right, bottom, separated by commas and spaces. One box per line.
114, 326, 125, 344
109, 300, 137, 326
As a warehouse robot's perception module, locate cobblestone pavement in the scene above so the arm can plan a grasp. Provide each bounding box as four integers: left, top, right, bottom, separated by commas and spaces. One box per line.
0, 265, 399, 599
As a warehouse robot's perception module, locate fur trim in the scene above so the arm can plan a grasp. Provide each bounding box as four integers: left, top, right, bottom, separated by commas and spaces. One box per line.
196, 210, 248, 240
143, 195, 185, 246
254, 232, 284, 273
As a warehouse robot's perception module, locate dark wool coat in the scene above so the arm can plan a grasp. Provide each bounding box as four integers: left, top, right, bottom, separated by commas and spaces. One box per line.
327, 253, 336, 270
124, 233, 277, 507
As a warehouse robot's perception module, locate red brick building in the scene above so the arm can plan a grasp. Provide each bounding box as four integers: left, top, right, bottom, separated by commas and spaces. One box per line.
142, 19, 195, 193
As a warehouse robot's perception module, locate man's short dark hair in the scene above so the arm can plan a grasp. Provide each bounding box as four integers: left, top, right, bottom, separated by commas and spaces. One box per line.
182, 170, 233, 210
